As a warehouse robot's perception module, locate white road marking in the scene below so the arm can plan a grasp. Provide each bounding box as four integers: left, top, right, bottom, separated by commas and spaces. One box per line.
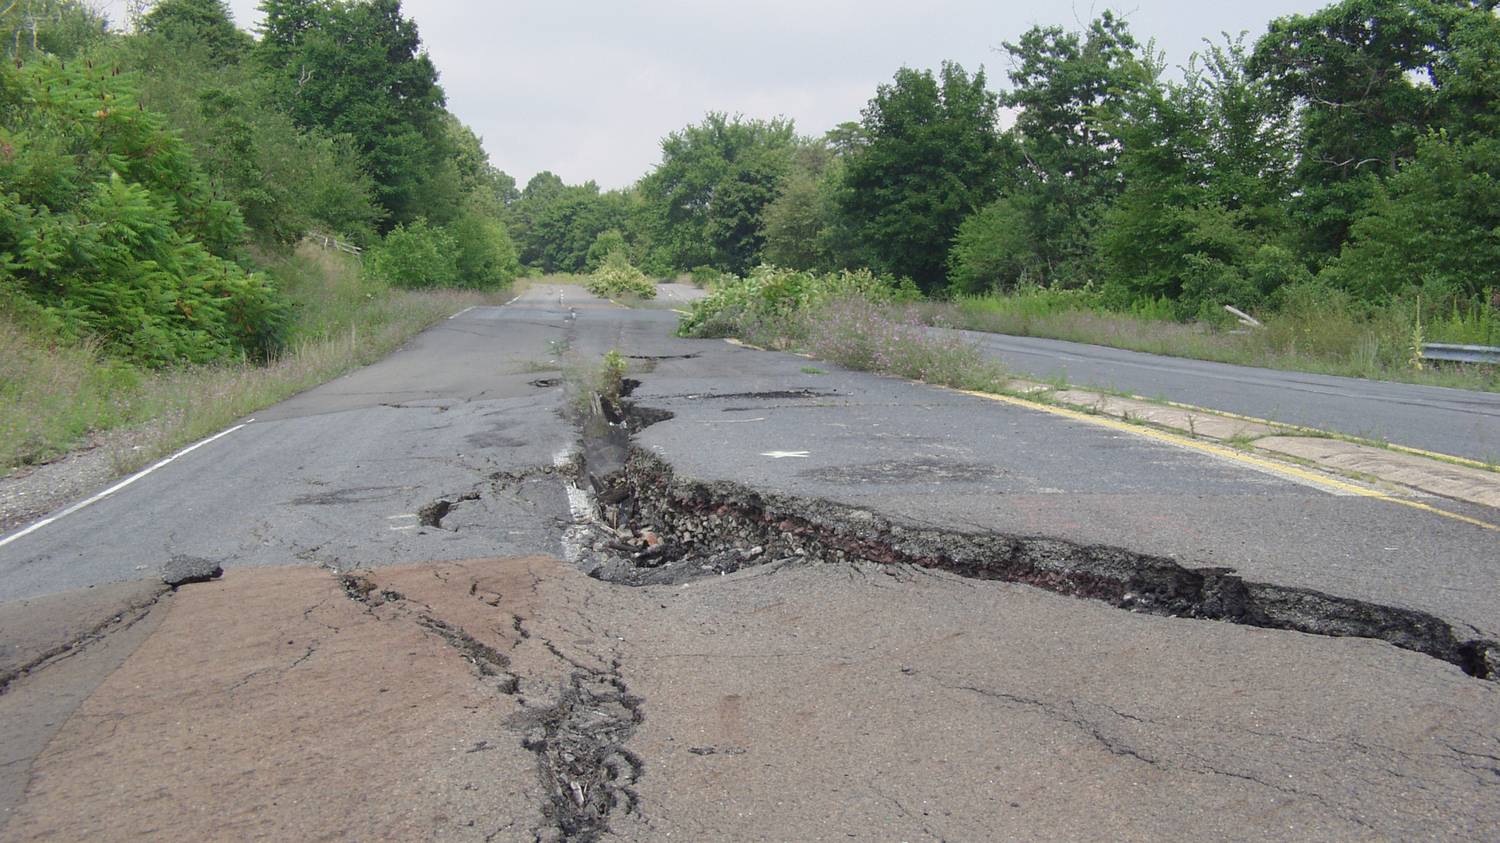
700, 417, 767, 424
761, 450, 810, 459
386, 513, 418, 520
553, 447, 593, 563
449, 306, 477, 319
0, 420, 255, 550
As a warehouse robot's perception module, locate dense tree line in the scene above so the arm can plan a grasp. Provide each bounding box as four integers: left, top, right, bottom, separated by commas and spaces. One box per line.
517, 0, 1498, 323
5, 0, 1497, 369
1, 0, 520, 367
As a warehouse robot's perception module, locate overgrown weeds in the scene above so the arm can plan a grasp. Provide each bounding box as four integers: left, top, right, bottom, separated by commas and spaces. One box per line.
1, 243, 503, 476
678, 265, 1005, 391
924, 283, 1500, 391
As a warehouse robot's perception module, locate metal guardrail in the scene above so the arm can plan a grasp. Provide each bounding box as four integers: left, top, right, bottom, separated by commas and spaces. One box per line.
1421, 343, 1500, 365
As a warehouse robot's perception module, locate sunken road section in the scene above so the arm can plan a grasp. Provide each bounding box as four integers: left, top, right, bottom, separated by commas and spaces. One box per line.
573, 398, 1499, 682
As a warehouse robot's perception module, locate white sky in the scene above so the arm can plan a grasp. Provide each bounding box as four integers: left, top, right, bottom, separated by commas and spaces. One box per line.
207, 1, 1328, 190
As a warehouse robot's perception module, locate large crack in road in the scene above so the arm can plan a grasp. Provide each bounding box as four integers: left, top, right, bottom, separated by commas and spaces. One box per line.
565, 388, 1498, 682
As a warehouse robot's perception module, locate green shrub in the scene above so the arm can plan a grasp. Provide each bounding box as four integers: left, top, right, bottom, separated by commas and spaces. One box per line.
450, 211, 521, 289
688, 265, 725, 288
677, 264, 917, 341
368, 219, 459, 289
585, 250, 656, 299
585, 229, 628, 271
0, 58, 287, 365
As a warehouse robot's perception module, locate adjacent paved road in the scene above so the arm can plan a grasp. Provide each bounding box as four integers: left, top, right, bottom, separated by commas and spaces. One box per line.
961, 330, 1500, 463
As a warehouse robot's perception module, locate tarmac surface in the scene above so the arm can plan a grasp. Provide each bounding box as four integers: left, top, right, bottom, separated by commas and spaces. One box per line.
0, 284, 1496, 840
962, 330, 1500, 463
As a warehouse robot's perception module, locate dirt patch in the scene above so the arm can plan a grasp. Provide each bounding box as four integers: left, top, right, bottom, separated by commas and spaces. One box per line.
1, 558, 635, 843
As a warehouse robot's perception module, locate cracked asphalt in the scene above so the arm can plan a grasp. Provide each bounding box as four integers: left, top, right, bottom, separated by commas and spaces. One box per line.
1, 284, 1497, 840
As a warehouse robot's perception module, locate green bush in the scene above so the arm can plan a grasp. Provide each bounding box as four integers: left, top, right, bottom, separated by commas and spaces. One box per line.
367, 219, 459, 289
585, 250, 656, 299
678, 264, 917, 340
450, 211, 521, 289
0, 58, 287, 365
585, 229, 628, 271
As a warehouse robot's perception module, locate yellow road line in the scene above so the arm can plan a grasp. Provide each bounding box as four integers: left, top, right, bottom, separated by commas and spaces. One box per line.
1153, 397, 1498, 472
960, 389, 1500, 532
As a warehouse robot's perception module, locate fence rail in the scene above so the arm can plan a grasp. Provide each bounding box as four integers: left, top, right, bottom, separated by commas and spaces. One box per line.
311, 232, 363, 259
1421, 343, 1500, 365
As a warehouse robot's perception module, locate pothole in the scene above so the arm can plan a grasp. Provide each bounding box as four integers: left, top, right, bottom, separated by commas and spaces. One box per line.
417, 492, 480, 529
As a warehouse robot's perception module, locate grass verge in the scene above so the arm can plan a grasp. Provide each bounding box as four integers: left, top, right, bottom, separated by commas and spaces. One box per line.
2, 243, 507, 478
923, 288, 1500, 392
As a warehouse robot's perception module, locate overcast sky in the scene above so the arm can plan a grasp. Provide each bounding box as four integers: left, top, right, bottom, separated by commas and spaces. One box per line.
215, 1, 1328, 190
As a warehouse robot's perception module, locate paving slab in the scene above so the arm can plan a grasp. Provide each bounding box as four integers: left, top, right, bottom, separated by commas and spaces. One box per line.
1257, 435, 1500, 509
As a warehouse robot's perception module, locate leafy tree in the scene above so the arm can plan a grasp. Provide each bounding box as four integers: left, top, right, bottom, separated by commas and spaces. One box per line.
141, 0, 251, 63
640, 113, 796, 275
1250, 0, 1500, 254
513, 181, 629, 273
1323, 132, 1500, 301
256, 0, 452, 228
0, 59, 285, 364
762, 173, 827, 271
948, 199, 1034, 294
585, 229, 627, 271
840, 62, 1010, 291
109, 17, 383, 244
449, 211, 520, 289
368, 218, 458, 288
1, 0, 107, 60
998, 12, 1144, 285
1095, 36, 1295, 313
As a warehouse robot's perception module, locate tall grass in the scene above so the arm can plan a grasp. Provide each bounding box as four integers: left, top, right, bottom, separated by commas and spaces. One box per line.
1, 243, 506, 476
924, 284, 1500, 391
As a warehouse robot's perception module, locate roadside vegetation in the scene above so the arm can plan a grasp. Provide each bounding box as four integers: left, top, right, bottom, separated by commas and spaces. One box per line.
922, 284, 1500, 390
1, 0, 522, 476
680, 266, 1007, 392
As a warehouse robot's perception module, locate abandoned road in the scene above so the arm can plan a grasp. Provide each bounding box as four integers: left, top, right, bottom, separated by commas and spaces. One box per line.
962, 330, 1500, 463
1, 284, 1497, 841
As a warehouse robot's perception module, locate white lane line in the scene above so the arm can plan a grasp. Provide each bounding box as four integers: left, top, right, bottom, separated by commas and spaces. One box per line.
0, 420, 255, 550
761, 450, 810, 459
449, 306, 477, 319
553, 447, 593, 564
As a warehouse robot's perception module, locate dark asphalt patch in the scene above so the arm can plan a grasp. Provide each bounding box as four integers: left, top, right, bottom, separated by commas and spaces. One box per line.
802, 457, 1000, 484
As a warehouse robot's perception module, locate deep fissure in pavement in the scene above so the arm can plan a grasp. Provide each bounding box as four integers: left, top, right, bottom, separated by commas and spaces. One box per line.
571, 397, 1498, 681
